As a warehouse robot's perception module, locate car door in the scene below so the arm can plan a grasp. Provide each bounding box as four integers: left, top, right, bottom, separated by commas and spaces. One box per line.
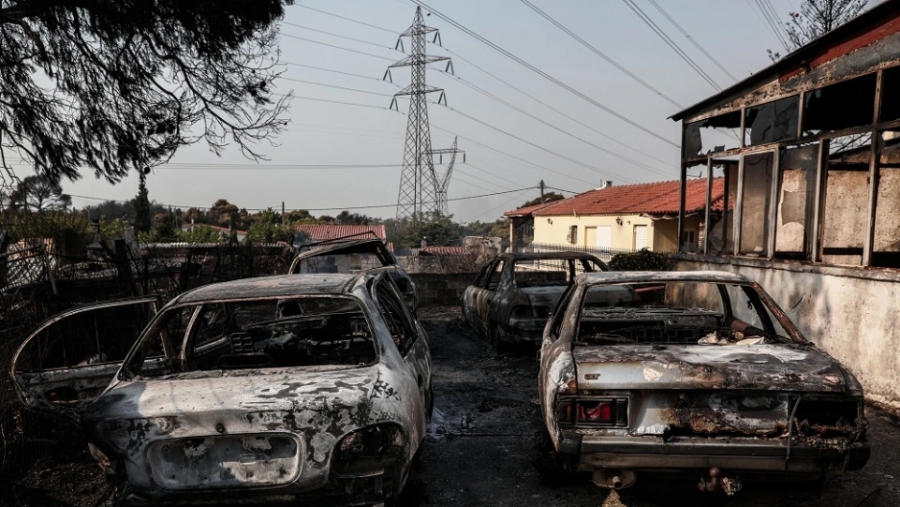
467, 259, 504, 338
371, 275, 431, 416
10, 297, 159, 424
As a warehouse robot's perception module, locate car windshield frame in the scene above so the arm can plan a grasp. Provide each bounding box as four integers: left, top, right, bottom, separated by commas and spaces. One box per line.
570, 278, 807, 347
118, 293, 380, 380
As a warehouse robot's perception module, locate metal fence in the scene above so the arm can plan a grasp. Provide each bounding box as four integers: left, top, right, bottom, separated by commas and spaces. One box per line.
528, 242, 635, 263
0, 238, 294, 506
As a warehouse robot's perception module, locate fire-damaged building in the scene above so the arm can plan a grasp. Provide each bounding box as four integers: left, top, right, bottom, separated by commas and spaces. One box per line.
671, 0, 900, 415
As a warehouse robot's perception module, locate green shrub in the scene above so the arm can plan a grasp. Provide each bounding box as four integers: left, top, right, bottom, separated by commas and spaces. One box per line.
608, 249, 669, 271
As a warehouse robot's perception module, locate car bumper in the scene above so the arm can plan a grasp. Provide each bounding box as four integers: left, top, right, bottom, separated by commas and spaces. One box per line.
558, 431, 869, 476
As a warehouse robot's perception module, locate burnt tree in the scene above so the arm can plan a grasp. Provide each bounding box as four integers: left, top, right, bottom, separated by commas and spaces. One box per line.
0, 0, 295, 184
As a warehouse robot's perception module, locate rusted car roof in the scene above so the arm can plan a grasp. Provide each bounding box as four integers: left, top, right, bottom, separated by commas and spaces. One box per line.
495, 251, 607, 262
576, 270, 750, 285
172, 274, 359, 304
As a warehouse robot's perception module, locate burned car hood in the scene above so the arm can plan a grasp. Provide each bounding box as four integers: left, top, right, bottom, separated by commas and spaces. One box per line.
573, 344, 858, 393
83, 366, 384, 426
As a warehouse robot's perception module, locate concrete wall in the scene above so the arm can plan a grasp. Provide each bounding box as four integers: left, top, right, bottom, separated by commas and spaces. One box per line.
671, 253, 900, 415
534, 214, 688, 251
409, 272, 478, 307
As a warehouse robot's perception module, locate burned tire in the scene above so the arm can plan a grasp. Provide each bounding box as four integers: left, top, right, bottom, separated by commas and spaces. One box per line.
489, 326, 507, 354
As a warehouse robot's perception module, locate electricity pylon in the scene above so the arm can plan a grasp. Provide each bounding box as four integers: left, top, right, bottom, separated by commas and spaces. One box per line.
386, 6, 453, 221
430, 137, 465, 216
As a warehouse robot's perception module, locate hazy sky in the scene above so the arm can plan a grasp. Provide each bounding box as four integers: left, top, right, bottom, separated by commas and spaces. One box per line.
9, 0, 836, 222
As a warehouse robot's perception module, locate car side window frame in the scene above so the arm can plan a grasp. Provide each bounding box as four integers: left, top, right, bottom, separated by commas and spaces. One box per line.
472, 262, 492, 288
374, 277, 419, 356
548, 283, 578, 341
483, 260, 505, 290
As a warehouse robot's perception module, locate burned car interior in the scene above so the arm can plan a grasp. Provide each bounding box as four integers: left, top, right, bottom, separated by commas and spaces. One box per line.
122, 296, 378, 379
575, 282, 794, 346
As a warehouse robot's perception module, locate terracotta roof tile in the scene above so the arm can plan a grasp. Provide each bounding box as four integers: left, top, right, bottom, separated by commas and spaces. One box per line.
508, 179, 725, 217
294, 224, 386, 241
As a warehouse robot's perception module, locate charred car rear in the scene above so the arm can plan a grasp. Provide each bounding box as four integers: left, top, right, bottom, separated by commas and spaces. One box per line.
11, 273, 432, 506
462, 252, 607, 351
539, 271, 868, 491
289, 238, 418, 312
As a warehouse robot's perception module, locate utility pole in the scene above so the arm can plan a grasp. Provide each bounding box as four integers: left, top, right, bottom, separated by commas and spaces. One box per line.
540, 180, 545, 204
387, 7, 453, 222
281, 201, 285, 226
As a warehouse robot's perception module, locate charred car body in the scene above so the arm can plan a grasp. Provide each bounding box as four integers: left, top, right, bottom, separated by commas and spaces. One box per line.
462, 252, 607, 351
289, 237, 418, 312
539, 271, 868, 492
11, 273, 432, 505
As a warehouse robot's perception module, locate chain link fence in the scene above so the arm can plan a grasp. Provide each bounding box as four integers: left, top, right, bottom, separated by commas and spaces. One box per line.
0, 236, 294, 506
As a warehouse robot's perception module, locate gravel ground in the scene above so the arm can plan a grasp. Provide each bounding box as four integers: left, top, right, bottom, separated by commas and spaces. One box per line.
412, 309, 900, 507
3, 308, 898, 507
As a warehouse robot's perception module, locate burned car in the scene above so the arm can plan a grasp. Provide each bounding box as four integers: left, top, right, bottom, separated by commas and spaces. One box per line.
538, 271, 869, 493
290, 237, 418, 312
11, 273, 432, 506
462, 252, 607, 351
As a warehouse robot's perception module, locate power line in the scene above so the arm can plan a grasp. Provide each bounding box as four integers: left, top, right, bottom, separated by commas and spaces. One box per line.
282, 61, 388, 82
279, 32, 396, 61
752, 0, 791, 50
70, 187, 537, 212
411, 0, 679, 148
427, 100, 637, 183
643, 0, 738, 82
295, 4, 398, 34
282, 22, 400, 52
517, 0, 683, 108
279, 76, 395, 97
621, 0, 721, 91
434, 69, 672, 177
155, 163, 403, 170
431, 44, 675, 167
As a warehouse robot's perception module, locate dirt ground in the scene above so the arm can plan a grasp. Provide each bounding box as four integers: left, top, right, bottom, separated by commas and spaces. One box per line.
2, 308, 899, 507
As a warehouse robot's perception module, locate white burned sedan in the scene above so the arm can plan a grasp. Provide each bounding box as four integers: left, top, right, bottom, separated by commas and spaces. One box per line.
539, 271, 869, 494
11, 273, 432, 506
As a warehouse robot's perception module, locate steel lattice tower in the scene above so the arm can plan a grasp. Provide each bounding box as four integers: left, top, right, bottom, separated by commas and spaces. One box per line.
388, 7, 451, 221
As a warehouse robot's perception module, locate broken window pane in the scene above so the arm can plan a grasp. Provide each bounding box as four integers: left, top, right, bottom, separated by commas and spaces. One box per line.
882, 66, 900, 123
821, 134, 872, 266
739, 152, 774, 256
706, 163, 733, 254
775, 144, 817, 256
872, 130, 900, 267
744, 96, 799, 146
803, 73, 876, 136
682, 111, 741, 160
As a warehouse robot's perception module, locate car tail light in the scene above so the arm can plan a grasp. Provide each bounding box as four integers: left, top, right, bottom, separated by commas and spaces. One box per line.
557, 397, 628, 427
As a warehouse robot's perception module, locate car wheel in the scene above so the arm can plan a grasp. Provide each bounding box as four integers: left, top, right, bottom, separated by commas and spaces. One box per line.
490, 326, 507, 354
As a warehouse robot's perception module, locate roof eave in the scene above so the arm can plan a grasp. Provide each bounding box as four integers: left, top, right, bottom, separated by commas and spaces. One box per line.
670, 0, 900, 122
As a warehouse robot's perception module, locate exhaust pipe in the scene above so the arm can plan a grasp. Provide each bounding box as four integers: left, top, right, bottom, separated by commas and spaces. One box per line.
592, 470, 635, 490
698, 467, 743, 496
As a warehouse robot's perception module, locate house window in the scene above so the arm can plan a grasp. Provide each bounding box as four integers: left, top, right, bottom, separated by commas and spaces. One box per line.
634, 225, 648, 250
681, 230, 696, 245
566, 225, 577, 244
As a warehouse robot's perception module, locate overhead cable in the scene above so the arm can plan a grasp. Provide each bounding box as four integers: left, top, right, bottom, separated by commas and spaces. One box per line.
621, 0, 722, 91
518, 0, 683, 108
644, 0, 738, 81
410, 0, 679, 148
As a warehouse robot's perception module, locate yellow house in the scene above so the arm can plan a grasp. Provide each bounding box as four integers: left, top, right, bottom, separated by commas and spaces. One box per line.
505, 179, 724, 253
